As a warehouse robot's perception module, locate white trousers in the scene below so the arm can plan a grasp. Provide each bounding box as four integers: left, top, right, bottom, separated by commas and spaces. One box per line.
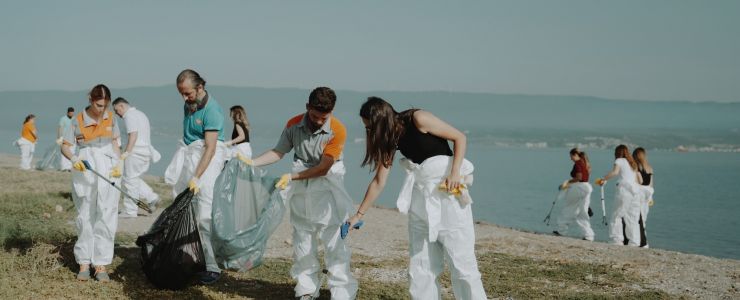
121, 147, 159, 216
72, 145, 120, 265
556, 183, 595, 240
175, 140, 226, 273
408, 216, 487, 300
608, 184, 641, 246
19, 138, 35, 170
290, 223, 358, 299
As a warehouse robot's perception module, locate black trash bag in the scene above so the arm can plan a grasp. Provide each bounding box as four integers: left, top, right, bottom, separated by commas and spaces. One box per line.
135, 189, 205, 290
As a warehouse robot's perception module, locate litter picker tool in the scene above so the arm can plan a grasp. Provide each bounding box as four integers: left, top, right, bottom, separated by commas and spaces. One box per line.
543, 189, 563, 226
600, 184, 607, 226
82, 160, 152, 213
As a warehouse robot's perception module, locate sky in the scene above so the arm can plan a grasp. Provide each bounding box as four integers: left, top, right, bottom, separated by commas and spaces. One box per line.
1, 0, 739, 102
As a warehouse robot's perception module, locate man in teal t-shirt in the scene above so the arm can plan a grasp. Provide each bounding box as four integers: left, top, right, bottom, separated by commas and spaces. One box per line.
176, 69, 226, 285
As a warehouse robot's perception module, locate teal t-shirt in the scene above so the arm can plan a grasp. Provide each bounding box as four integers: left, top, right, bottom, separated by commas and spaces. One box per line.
183, 94, 225, 145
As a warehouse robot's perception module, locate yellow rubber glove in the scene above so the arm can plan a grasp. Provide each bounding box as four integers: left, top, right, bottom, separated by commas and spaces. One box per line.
275, 173, 292, 190
188, 177, 201, 194
72, 156, 86, 172
595, 178, 606, 186
648, 199, 654, 207
438, 181, 467, 196
236, 153, 253, 165
110, 163, 122, 178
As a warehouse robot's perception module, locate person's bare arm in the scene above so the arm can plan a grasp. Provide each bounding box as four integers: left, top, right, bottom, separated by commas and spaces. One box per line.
194, 131, 218, 178
413, 110, 467, 192
252, 149, 285, 167
226, 125, 245, 146
291, 155, 335, 181
124, 131, 138, 154
347, 164, 391, 229
602, 164, 620, 181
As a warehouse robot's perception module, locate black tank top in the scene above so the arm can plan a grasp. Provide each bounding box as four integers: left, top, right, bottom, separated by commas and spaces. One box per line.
639, 167, 652, 186
396, 110, 453, 164
231, 122, 250, 144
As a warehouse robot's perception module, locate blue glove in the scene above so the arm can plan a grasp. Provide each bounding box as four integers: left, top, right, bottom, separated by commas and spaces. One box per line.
340, 220, 364, 239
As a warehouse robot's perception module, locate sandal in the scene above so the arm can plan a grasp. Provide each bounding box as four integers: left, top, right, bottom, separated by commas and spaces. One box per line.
94, 266, 110, 282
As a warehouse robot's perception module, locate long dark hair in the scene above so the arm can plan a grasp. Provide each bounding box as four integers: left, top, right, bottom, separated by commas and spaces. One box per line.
359, 97, 410, 170
229, 105, 250, 130
615, 144, 638, 171
569, 148, 591, 171
632, 147, 651, 171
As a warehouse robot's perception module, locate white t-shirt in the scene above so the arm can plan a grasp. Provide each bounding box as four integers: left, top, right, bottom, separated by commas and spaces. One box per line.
123, 107, 151, 147
614, 158, 638, 185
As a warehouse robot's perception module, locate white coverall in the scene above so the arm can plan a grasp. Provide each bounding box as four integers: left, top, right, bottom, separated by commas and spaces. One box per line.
169, 139, 227, 273
121, 145, 161, 215
282, 160, 358, 300
397, 155, 487, 300
556, 182, 595, 240
71, 143, 121, 266
608, 158, 641, 246
17, 137, 35, 170
165, 140, 188, 199
60, 144, 76, 171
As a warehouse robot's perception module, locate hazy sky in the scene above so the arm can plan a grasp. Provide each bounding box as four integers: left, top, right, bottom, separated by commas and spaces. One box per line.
1, 0, 739, 102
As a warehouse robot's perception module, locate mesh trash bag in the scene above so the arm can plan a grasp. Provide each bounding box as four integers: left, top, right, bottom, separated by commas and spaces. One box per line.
135, 189, 205, 290
35, 144, 62, 170
212, 159, 285, 272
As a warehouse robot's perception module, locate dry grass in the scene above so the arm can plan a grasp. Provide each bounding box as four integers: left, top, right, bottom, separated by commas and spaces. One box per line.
0, 165, 678, 299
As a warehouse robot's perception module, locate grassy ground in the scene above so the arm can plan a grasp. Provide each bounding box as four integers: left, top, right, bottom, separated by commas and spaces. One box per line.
0, 166, 677, 299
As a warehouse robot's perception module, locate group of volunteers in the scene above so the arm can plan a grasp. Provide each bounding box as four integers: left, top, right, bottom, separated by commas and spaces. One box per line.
18, 69, 486, 300
553, 146, 655, 248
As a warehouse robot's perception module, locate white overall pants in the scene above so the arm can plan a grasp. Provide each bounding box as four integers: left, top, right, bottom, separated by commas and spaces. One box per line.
398, 156, 487, 300
282, 161, 358, 299
121, 145, 161, 216
556, 182, 595, 240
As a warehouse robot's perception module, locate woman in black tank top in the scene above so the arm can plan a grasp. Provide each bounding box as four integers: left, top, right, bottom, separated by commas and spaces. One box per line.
632, 147, 654, 248
346, 97, 487, 299
225, 105, 252, 157
396, 109, 453, 164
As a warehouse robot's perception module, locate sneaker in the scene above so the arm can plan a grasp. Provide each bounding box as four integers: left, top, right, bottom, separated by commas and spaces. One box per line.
583, 236, 594, 241
296, 295, 316, 300
77, 265, 91, 281
199, 271, 221, 285
552, 231, 562, 236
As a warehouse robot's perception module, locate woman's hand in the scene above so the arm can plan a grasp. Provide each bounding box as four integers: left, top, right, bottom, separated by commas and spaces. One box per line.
348, 213, 362, 231
444, 171, 462, 193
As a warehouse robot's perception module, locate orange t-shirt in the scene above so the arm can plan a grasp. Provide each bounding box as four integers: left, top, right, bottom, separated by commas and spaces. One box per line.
21, 122, 37, 143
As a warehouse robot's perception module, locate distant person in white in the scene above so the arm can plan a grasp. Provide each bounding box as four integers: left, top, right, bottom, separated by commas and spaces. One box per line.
58, 107, 76, 171
596, 144, 642, 246
113, 97, 161, 218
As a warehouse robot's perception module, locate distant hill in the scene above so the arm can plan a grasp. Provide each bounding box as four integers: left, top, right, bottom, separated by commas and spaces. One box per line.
2, 86, 739, 152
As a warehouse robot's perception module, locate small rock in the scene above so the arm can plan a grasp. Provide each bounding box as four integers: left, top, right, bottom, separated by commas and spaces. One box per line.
55, 205, 63, 212
585, 274, 593, 281
42, 212, 51, 219
284, 239, 292, 246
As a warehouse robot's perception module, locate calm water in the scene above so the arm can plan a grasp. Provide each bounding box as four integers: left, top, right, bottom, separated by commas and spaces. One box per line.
95, 138, 739, 260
